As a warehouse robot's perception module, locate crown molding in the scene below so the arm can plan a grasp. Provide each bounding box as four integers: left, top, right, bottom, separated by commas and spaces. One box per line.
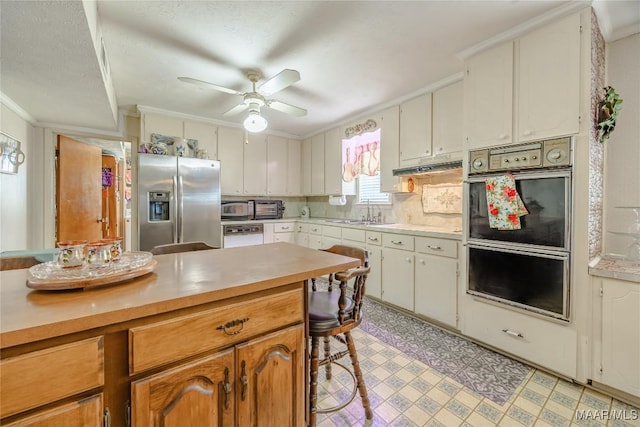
456, 2, 591, 61
1, 92, 38, 126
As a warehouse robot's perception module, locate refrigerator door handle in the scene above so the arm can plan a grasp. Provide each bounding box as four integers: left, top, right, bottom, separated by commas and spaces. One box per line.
178, 175, 184, 243
173, 176, 179, 243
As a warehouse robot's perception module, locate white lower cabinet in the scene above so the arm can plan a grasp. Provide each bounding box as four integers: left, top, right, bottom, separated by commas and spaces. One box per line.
272, 222, 296, 243
365, 231, 383, 300
308, 224, 322, 249
414, 237, 458, 328
295, 223, 309, 247
464, 298, 577, 378
599, 278, 640, 398
381, 233, 415, 311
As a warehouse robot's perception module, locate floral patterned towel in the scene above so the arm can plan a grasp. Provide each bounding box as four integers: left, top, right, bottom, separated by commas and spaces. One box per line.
485, 174, 528, 230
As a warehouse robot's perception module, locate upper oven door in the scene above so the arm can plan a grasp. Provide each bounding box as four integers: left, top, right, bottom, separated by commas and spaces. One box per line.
467, 169, 571, 251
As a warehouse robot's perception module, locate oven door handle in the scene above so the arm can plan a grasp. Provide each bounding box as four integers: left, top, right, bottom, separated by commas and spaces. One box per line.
467, 241, 569, 260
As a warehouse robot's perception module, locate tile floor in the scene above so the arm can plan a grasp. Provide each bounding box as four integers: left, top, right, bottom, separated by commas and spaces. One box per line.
314, 299, 640, 427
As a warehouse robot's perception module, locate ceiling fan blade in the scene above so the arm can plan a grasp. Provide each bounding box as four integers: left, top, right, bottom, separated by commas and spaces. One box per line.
178, 77, 243, 96
223, 103, 250, 116
267, 100, 307, 117
257, 69, 300, 96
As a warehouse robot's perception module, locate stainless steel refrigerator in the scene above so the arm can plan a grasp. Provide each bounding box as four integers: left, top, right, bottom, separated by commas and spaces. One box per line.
137, 153, 221, 251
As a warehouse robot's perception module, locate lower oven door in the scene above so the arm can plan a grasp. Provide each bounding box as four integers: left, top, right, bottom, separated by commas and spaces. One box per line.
467, 243, 570, 321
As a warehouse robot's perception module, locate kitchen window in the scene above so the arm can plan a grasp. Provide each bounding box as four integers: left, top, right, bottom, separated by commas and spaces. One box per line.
343, 128, 389, 204
358, 173, 390, 204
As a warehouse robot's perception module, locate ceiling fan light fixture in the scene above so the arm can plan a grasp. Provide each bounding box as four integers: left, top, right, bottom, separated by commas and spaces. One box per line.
243, 110, 268, 133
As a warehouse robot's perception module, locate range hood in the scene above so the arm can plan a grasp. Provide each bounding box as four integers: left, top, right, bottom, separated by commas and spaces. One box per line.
392, 159, 463, 177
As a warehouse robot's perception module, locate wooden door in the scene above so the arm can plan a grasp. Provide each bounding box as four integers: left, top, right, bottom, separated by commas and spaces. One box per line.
101, 155, 120, 239
56, 135, 103, 242
236, 325, 305, 427
131, 349, 235, 427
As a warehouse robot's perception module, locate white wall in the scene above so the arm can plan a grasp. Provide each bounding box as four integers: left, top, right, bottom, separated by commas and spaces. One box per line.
603, 33, 640, 257
0, 101, 43, 252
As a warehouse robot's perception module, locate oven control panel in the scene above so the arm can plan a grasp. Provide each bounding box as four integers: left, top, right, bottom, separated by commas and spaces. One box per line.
468, 137, 571, 174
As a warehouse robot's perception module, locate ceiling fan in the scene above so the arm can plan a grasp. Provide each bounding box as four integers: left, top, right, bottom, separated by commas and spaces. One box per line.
178, 69, 307, 132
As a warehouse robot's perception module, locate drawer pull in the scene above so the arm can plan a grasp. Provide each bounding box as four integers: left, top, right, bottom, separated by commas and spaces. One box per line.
240, 360, 248, 401
391, 240, 403, 245
216, 317, 249, 335
281, 226, 290, 230
427, 245, 442, 250
104, 407, 111, 427
368, 237, 379, 241
223, 367, 232, 409
502, 328, 524, 338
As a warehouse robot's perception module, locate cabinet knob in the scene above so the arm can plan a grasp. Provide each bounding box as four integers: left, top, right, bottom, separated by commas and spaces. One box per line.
498, 134, 509, 140
406, 257, 412, 263
419, 259, 426, 265
523, 130, 533, 136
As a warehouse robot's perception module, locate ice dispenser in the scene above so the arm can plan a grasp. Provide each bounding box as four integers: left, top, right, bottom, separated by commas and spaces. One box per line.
148, 192, 170, 222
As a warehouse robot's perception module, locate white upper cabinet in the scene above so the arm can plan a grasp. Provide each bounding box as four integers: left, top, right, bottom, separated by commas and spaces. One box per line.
432, 80, 463, 156
311, 133, 325, 195
141, 113, 183, 143
324, 127, 342, 195
266, 135, 288, 196
301, 138, 312, 195
243, 133, 267, 195
517, 13, 581, 142
464, 42, 514, 149
286, 139, 302, 196
183, 121, 218, 160
378, 106, 405, 193
217, 127, 244, 195
399, 93, 432, 165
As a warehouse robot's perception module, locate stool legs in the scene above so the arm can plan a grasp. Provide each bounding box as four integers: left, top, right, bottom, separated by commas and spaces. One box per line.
345, 331, 373, 421
323, 336, 332, 380
309, 336, 320, 427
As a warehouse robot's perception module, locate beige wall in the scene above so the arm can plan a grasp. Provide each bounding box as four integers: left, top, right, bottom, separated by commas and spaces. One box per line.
603, 33, 640, 257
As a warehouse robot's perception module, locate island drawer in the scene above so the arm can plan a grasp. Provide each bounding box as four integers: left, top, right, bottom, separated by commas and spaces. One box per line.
382, 233, 415, 251
129, 288, 304, 374
415, 236, 457, 258
0, 336, 104, 419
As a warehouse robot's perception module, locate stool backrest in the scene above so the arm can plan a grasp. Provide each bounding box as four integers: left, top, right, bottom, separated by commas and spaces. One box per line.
150, 241, 217, 255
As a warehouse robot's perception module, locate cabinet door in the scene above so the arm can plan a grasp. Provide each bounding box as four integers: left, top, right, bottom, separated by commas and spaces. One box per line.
184, 121, 218, 159
3, 394, 103, 427
464, 42, 513, 149
379, 106, 403, 193
415, 254, 458, 328
287, 139, 302, 196
218, 127, 244, 195
267, 135, 288, 196
381, 248, 414, 311
296, 231, 309, 247
131, 349, 235, 427
142, 113, 183, 143
399, 93, 432, 164
324, 127, 343, 196
366, 245, 382, 299
236, 325, 305, 427
311, 134, 325, 195
517, 13, 580, 142
601, 278, 640, 397
243, 133, 267, 195
432, 81, 463, 156
301, 138, 312, 195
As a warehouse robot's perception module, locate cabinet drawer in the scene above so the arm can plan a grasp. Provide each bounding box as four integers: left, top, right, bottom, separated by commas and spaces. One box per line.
322, 225, 342, 239
274, 222, 295, 233
129, 289, 304, 374
0, 337, 104, 418
309, 224, 322, 235
415, 237, 457, 258
2, 393, 103, 427
342, 228, 366, 243
274, 233, 295, 243
464, 299, 576, 378
296, 223, 309, 233
382, 233, 415, 251
365, 231, 382, 246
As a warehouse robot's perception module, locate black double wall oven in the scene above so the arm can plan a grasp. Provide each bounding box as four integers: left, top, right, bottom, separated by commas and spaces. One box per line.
466, 138, 573, 321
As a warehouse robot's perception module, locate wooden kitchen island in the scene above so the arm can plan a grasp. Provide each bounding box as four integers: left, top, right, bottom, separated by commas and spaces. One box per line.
0, 243, 360, 426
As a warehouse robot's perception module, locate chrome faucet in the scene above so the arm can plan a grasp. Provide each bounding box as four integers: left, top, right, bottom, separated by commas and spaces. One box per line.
366, 199, 371, 222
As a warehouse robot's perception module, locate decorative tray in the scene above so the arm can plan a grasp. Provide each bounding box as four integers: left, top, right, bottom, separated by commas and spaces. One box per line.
27, 251, 156, 290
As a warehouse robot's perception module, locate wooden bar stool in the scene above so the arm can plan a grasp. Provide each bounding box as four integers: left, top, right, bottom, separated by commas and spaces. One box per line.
308, 245, 373, 426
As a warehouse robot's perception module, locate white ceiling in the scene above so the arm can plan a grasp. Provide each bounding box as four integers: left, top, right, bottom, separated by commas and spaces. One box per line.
1, 1, 638, 139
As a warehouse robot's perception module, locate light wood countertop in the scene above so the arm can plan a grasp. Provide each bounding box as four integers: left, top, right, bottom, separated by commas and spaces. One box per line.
0, 243, 360, 349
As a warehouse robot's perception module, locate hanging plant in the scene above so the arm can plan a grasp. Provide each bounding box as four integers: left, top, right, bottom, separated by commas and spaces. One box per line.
597, 86, 623, 143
